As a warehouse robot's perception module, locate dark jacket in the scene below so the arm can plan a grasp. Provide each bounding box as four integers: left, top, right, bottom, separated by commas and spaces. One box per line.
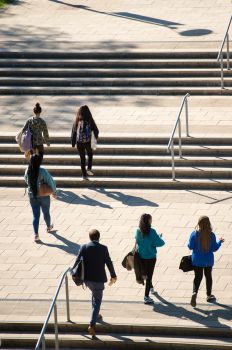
71, 118, 99, 148
72, 241, 116, 283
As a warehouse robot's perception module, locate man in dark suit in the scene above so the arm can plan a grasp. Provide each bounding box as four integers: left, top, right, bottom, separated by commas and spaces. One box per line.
72, 229, 117, 337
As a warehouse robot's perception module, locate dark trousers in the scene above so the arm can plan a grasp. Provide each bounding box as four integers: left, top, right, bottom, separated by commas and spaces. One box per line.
31, 144, 44, 159
193, 266, 213, 296
141, 258, 156, 297
77, 142, 93, 177
85, 281, 104, 327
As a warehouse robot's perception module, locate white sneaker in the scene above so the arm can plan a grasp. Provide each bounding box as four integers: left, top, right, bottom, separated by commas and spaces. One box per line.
87, 170, 94, 176
150, 288, 156, 295
144, 296, 154, 305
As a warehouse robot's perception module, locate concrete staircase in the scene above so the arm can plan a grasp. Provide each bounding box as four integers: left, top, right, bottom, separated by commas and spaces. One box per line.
0, 51, 231, 95
0, 321, 232, 349
1, 134, 232, 189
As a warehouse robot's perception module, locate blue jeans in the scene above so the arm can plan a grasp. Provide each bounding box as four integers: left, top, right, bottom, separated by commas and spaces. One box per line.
29, 196, 51, 235
85, 281, 104, 327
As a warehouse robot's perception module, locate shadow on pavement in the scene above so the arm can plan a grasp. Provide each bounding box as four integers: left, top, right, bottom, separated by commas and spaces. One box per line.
57, 189, 112, 209
153, 292, 232, 333
41, 230, 80, 255
92, 188, 159, 207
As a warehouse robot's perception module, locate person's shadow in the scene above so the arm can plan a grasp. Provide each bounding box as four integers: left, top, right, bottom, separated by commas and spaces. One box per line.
57, 189, 112, 209
91, 188, 159, 207
152, 292, 232, 334
41, 230, 80, 256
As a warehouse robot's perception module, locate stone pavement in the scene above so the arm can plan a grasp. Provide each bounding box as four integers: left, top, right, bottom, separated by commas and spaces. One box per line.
0, 188, 231, 327
1, 96, 232, 136
0, 0, 232, 50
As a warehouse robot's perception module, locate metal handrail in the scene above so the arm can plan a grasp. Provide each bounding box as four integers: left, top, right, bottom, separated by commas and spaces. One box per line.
167, 93, 190, 181
217, 15, 232, 88
35, 267, 71, 350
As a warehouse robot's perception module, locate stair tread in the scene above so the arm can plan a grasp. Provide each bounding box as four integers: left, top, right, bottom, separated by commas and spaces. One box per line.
1, 332, 232, 344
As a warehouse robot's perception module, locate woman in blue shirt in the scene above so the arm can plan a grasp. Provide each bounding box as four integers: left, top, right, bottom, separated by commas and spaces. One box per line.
25, 154, 57, 242
188, 216, 224, 307
135, 213, 165, 304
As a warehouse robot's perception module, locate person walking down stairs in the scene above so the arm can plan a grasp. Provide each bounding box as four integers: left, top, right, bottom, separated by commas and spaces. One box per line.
135, 214, 165, 305
22, 102, 50, 159
72, 229, 117, 338
24, 154, 57, 242
188, 216, 224, 308
71, 105, 99, 180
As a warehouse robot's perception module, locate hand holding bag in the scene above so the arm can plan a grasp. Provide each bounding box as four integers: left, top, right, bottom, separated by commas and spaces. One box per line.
179, 255, 194, 272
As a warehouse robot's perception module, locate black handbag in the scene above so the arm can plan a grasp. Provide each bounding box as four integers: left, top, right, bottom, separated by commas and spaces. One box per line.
179, 255, 194, 272
70, 258, 84, 286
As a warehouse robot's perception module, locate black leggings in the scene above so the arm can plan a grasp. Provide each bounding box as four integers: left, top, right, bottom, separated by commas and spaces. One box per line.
141, 258, 156, 297
193, 266, 212, 296
77, 142, 93, 177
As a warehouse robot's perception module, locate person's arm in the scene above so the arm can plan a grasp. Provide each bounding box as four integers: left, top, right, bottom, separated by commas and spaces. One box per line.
22, 119, 29, 132
211, 233, 222, 252
42, 168, 57, 195
91, 118, 99, 139
71, 123, 77, 148
72, 245, 84, 270
42, 120, 50, 146
105, 247, 117, 279
188, 232, 196, 250
152, 229, 165, 247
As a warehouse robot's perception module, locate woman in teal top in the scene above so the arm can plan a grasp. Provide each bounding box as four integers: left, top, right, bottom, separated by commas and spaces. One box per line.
135, 213, 165, 304
25, 154, 57, 242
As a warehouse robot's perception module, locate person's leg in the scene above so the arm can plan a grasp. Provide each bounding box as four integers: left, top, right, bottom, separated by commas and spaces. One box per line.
35, 145, 44, 160
85, 281, 104, 328
77, 143, 87, 177
204, 267, 213, 297
40, 196, 52, 229
145, 258, 156, 297
85, 142, 93, 171
29, 197, 41, 237
191, 267, 203, 307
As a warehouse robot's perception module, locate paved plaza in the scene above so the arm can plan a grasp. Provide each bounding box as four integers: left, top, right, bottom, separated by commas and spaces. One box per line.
0, 188, 231, 327
0, 0, 232, 332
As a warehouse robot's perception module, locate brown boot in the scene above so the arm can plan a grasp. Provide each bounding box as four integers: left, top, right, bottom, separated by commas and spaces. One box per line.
88, 325, 96, 338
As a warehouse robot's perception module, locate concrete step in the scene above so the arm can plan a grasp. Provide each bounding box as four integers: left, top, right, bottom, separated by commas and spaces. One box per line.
0, 51, 220, 59
1, 332, 232, 349
2, 176, 232, 189
0, 77, 228, 87
2, 165, 232, 179
2, 154, 232, 167
3, 144, 232, 156
0, 86, 230, 95
0, 59, 223, 69
0, 68, 230, 78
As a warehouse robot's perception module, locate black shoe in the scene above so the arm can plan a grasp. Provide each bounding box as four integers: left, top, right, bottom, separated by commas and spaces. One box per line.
191, 293, 197, 307
207, 295, 216, 303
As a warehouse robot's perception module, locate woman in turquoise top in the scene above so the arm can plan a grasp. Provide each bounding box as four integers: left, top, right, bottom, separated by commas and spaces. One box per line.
25, 154, 57, 242
135, 213, 165, 304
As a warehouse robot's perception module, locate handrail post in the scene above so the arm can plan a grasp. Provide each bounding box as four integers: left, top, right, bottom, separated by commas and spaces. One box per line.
171, 140, 175, 181
178, 119, 182, 158
65, 275, 71, 322
227, 33, 230, 70
220, 53, 224, 89
54, 303, 59, 350
185, 98, 190, 137
42, 335, 46, 350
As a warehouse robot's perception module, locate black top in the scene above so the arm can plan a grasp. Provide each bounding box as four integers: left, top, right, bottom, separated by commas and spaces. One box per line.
72, 241, 116, 283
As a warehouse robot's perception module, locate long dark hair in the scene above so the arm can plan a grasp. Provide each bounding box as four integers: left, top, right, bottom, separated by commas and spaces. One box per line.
196, 216, 212, 253
28, 154, 42, 197
75, 105, 92, 130
139, 213, 152, 238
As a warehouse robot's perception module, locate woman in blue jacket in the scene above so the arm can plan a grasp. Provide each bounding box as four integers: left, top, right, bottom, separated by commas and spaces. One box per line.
188, 216, 224, 307
135, 213, 165, 304
25, 154, 57, 242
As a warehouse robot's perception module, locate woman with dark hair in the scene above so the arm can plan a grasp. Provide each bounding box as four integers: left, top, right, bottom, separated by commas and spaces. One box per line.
22, 102, 50, 158
71, 105, 99, 180
24, 154, 57, 242
135, 214, 165, 304
188, 216, 224, 307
